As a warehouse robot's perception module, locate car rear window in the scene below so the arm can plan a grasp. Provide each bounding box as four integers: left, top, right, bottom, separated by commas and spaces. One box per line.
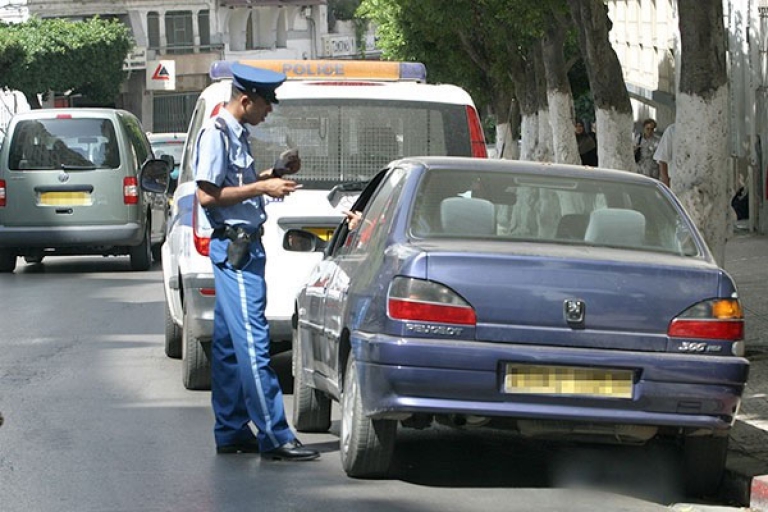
8, 118, 119, 170
410, 169, 701, 257
249, 99, 471, 189
150, 140, 184, 165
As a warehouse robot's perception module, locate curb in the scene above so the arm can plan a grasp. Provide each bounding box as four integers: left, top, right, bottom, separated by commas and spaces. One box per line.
751, 475, 768, 511
720, 451, 768, 510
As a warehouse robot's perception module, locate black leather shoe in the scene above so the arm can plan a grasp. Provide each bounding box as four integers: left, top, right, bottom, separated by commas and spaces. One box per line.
216, 439, 261, 454
262, 439, 319, 461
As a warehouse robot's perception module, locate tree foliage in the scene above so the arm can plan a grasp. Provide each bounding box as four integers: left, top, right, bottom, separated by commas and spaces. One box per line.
0, 17, 133, 107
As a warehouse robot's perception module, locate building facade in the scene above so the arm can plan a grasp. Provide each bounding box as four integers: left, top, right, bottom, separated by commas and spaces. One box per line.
0, 0, 377, 133
607, 0, 768, 233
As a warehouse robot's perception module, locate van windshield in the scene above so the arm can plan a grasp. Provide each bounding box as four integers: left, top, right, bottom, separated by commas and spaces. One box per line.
249, 99, 470, 189
8, 118, 119, 171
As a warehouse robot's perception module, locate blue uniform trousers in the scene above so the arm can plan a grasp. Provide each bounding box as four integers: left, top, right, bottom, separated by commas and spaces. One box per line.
210, 237, 294, 452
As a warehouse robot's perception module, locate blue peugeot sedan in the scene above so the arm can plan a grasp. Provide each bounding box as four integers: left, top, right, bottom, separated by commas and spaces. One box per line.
284, 157, 748, 495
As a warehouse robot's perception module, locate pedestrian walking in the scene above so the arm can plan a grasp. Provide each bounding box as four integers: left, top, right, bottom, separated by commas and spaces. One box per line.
194, 62, 319, 461
634, 118, 661, 180
653, 123, 675, 187
575, 120, 598, 166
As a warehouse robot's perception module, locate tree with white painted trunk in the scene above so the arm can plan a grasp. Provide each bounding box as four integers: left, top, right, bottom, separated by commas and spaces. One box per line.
541, 10, 581, 166
675, 0, 729, 265
567, 0, 634, 171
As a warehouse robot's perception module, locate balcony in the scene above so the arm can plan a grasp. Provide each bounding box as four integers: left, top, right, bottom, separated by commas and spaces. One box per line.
218, 0, 325, 6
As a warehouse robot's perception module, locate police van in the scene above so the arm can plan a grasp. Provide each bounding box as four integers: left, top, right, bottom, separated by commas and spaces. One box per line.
162, 59, 487, 390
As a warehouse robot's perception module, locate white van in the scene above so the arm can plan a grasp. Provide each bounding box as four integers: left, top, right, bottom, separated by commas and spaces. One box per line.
163, 59, 487, 390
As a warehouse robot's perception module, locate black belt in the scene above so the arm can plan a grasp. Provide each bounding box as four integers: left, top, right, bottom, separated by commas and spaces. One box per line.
213, 225, 264, 242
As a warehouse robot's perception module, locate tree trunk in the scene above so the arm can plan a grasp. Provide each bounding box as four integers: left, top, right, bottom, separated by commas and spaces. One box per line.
519, 48, 540, 162
567, 0, 634, 171
541, 15, 580, 166
676, 0, 729, 265
533, 43, 554, 163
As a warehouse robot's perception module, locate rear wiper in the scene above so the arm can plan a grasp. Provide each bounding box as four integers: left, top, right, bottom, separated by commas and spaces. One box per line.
61, 164, 97, 170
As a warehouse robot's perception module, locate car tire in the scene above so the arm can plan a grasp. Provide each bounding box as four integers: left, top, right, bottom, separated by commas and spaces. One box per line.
129, 225, 152, 271
164, 300, 182, 359
340, 353, 396, 478
291, 327, 331, 432
682, 434, 729, 497
182, 307, 211, 390
0, 250, 17, 273
151, 243, 162, 263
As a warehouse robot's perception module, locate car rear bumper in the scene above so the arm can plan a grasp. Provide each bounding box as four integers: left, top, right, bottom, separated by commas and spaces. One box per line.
0, 224, 143, 248
352, 333, 749, 432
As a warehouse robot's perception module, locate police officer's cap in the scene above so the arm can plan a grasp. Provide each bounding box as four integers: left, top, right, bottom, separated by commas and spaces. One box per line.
231, 62, 286, 104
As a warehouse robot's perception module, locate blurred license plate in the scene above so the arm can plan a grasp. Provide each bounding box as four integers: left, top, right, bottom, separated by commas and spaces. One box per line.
504, 364, 633, 398
39, 191, 91, 206
303, 226, 335, 241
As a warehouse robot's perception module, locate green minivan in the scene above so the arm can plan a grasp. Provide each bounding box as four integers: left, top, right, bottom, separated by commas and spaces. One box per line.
0, 108, 169, 272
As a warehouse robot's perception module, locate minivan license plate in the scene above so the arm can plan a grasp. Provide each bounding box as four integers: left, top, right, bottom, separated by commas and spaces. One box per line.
39, 191, 92, 206
504, 364, 633, 398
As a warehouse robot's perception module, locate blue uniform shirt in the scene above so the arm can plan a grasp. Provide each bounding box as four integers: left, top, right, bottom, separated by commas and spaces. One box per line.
193, 108, 266, 231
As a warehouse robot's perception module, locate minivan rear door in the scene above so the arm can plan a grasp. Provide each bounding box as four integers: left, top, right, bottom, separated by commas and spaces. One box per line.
3, 114, 128, 227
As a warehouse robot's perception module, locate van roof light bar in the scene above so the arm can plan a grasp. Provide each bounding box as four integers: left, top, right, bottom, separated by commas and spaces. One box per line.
209, 60, 426, 83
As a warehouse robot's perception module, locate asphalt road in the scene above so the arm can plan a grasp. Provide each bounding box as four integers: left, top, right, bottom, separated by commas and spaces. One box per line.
0, 255, 727, 512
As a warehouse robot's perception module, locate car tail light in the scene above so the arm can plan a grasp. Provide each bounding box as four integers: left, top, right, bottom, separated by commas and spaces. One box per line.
668, 298, 744, 341
466, 106, 488, 158
192, 195, 210, 257
0, 179, 5, 207
123, 177, 139, 204
388, 277, 476, 325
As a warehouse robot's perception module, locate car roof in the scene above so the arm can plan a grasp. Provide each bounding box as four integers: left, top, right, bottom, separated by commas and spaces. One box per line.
393, 156, 659, 185
10, 108, 131, 120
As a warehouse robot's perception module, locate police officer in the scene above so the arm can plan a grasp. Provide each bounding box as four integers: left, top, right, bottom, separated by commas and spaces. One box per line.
194, 62, 319, 461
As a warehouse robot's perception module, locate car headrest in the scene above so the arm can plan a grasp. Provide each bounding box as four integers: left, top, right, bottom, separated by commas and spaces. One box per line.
440, 196, 496, 236
584, 208, 646, 247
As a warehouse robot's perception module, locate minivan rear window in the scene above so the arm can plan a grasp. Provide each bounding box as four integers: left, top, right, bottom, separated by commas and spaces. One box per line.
8, 118, 120, 170
249, 99, 471, 189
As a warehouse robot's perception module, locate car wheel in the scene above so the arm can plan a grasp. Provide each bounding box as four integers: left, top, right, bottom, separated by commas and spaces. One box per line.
340, 353, 396, 478
164, 300, 182, 359
682, 434, 729, 497
182, 307, 211, 390
0, 250, 17, 273
151, 243, 162, 263
129, 225, 152, 271
291, 327, 331, 432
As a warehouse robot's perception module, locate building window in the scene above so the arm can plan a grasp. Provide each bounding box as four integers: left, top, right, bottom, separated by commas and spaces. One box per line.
198, 10, 211, 51
245, 12, 255, 50
147, 11, 159, 50
166, 11, 194, 54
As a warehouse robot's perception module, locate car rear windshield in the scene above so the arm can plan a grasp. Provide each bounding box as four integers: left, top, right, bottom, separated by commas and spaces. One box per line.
8, 118, 119, 171
410, 169, 702, 257
249, 99, 471, 189
150, 140, 184, 165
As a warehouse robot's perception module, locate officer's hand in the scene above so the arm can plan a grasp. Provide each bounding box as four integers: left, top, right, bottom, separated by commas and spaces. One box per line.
263, 178, 301, 199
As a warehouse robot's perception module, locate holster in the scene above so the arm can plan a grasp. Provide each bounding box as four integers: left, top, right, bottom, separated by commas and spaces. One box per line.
214, 225, 262, 270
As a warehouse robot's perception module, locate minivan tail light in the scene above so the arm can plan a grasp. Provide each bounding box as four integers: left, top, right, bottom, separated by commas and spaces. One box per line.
192, 196, 211, 256
0, 179, 5, 207
668, 298, 744, 341
466, 106, 488, 158
387, 277, 476, 326
123, 177, 139, 204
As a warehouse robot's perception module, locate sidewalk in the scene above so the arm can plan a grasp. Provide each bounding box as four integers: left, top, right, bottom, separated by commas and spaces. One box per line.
719, 233, 768, 509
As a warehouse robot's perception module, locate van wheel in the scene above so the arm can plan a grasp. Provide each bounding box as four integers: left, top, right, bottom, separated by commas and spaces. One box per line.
292, 327, 331, 432
340, 353, 396, 478
182, 308, 211, 390
151, 243, 162, 262
682, 434, 729, 497
0, 250, 17, 273
164, 300, 182, 359
129, 226, 152, 271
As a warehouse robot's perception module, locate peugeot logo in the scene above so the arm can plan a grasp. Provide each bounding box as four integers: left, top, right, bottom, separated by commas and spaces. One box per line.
58, 172, 69, 183
564, 299, 586, 325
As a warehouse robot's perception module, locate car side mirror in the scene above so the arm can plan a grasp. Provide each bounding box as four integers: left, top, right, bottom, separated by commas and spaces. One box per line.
283, 229, 327, 252
140, 159, 170, 194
